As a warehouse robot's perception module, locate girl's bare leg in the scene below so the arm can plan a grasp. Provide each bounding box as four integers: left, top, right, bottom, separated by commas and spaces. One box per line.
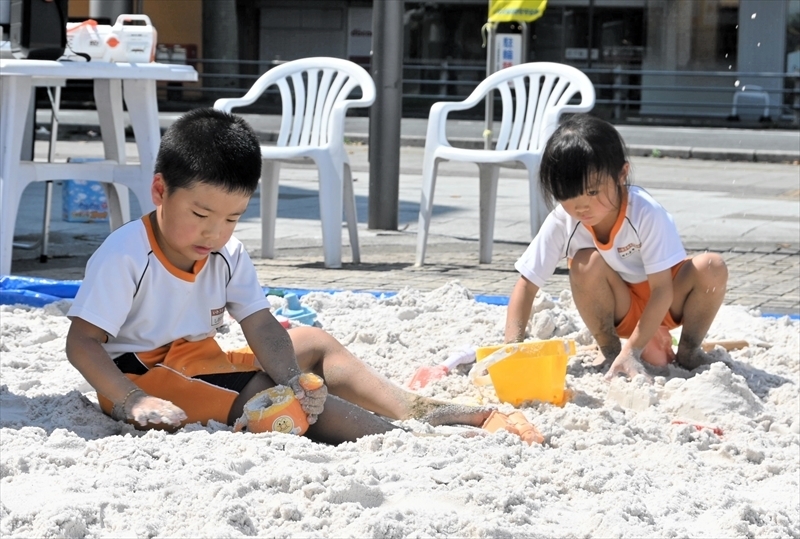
570, 249, 632, 367
669, 253, 728, 369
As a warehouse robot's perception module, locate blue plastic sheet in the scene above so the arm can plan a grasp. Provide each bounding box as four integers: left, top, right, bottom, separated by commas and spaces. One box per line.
2, 276, 796, 319
0, 275, 81, 307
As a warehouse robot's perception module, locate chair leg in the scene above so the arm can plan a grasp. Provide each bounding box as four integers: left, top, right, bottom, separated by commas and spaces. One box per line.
102, 183, 131, 230
314, 153, 344, 269
260, 160, 281, 259
0, 181, 26, 276
528, 167, 549, 238
342, 162, 360, 264
41, 86, 60, 261
478, 163, 500, 264
414, 152, 440, 266
0, 75, 33, 275
95, 79, 131, 228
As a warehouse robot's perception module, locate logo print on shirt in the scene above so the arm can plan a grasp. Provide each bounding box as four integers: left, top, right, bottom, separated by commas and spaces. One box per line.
617, 242, 641, 259
211, 307, 225, 327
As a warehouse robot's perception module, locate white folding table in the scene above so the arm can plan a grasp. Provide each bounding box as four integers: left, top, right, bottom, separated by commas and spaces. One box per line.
0, 60, 198, 275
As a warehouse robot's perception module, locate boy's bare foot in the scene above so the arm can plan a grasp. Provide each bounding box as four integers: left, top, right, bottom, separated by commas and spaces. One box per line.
408, 399, 494, 427
676, 347, 719, 371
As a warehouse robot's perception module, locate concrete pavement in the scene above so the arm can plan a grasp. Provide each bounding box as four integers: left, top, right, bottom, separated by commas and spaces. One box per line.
10, 133, 800, 316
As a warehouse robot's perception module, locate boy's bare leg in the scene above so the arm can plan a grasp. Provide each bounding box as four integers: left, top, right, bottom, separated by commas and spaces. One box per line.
288, 326, 493, 428
569, 249, 631, 367
229, 327, 493, 444
670, 253, 728, 370
229, 372, 399, 443
304, 394, 402, 444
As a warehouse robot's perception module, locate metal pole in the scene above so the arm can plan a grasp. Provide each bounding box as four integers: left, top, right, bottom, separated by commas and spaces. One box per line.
520, 22, 529, 63
484, 22, 495, 150
41, 86, 61, 262
613, 65, 621, 120
587, 0, 594, 69
202, 0, 239, 97
368, 0, 403, 230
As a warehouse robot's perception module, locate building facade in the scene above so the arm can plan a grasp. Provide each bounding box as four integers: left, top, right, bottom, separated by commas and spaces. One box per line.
41, 0, 800, 124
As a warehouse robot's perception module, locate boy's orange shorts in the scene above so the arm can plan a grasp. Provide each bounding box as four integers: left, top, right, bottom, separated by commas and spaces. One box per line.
615, 260, 688, 338
98, 338, 261, 426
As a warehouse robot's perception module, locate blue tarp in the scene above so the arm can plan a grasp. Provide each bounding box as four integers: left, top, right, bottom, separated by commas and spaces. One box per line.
0, 275, 82, 308
1, 275, 796, 320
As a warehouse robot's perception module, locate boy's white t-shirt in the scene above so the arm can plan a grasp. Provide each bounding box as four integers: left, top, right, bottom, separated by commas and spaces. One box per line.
515, 185, 686, 287
67, 215, 269, 358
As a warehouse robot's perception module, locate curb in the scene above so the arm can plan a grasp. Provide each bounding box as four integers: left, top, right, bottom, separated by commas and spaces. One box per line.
347, 136, 800, 164
46, 121, 800, 164
624, 144, 799, 164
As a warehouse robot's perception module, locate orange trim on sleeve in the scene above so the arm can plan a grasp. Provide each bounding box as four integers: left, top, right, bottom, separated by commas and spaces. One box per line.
142, 213, 207, 281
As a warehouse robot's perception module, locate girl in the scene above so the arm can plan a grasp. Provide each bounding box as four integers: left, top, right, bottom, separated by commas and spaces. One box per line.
505, 114, 728, 379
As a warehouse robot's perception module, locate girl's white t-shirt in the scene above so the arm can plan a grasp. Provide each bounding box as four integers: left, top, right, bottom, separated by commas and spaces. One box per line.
515, 185, 686, 287
67, 215, 269, 358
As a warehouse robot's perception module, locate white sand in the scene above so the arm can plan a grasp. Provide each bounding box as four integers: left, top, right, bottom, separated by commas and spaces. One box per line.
1, 281, 798, 538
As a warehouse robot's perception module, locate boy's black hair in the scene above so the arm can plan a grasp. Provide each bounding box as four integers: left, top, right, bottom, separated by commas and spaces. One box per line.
539, 114, 629, 203
154, 108, 262, 196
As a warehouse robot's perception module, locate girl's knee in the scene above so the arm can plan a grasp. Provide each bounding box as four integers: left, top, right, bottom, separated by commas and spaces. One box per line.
692, 253, 728, 285
570, 249, 607, 283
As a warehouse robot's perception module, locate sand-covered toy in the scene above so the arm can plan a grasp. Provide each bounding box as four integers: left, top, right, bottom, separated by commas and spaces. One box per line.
407, 346, 476, 390
274, 293, 318, 326
233, 385, 309, 435
481, 410, 544, 445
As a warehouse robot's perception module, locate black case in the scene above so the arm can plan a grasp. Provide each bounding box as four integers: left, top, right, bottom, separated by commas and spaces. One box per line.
10, 0, 68, 60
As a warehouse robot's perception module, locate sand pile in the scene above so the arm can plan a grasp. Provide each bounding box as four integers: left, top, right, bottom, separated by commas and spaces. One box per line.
1, 282, 798, 538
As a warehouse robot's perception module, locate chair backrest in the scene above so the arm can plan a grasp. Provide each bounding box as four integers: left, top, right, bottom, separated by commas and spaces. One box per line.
214, 57, 376, 148
477, 62, 595, 153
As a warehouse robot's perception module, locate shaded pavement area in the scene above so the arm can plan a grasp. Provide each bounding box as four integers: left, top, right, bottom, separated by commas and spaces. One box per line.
10, 120, 800, 317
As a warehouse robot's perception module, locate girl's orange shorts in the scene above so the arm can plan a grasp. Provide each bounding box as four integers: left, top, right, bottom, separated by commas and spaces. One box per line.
615, 260, 688, 338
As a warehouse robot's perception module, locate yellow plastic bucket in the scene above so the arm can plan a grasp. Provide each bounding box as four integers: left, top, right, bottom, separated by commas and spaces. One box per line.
474, 339, 575, 407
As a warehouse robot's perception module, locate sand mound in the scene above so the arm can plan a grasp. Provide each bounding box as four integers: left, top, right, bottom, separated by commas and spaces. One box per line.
1, 282, 797, 538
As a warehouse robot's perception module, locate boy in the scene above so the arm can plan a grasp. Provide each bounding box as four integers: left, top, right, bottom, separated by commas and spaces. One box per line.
66, 108, 491, 444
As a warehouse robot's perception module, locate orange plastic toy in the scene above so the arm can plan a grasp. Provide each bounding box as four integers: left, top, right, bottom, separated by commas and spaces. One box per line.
481, 410, 544, 445
472, 340, 575, 406
233, 385, 309, 435
298, 372, 324, 391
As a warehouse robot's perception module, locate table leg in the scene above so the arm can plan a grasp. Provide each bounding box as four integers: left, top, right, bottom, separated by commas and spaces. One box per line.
94, 79, 131, 229
122, 78, 159, 218
0, 76, 35, 276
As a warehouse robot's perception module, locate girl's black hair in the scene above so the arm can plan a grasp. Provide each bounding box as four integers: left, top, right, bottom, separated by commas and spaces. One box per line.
154, 108, 262, 196
539, 114, 629, 203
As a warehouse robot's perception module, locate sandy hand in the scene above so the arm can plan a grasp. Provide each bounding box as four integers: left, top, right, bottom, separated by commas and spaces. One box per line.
288, 373, 328, 425
128, 394, 187, 427
604, 349, 652, 382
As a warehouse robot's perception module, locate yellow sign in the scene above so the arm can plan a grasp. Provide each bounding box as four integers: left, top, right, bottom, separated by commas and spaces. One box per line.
488, 0, 547, 23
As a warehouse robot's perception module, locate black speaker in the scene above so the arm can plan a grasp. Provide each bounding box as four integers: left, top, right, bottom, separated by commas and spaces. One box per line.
10, 0, 68, 60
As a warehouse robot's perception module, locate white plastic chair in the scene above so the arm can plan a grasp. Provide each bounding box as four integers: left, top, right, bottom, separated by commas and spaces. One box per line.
415, 62, 595, 265
214, 57, 375, 269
